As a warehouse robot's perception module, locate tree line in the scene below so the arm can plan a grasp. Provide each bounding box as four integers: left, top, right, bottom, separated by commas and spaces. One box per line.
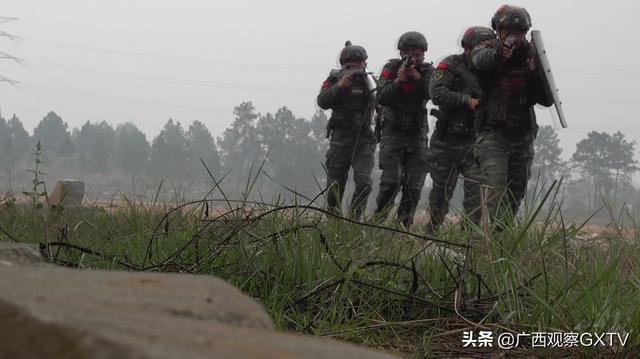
0, 102, 330, 199
1, 102, 638, 218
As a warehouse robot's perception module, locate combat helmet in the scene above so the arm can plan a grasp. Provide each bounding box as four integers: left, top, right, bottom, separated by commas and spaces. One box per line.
491, 5, 532, 32
339, 41, 368, 65
397, 31, 428, 51
461, 26, 497, 49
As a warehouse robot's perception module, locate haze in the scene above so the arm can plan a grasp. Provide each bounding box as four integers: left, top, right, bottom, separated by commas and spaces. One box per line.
0, 0, 638, 159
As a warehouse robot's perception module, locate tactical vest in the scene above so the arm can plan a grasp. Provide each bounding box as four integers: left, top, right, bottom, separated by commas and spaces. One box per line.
477, 45, 536, 132
434, 55, 478, 139
328, 71, 374, 132
382, 60, 432, 135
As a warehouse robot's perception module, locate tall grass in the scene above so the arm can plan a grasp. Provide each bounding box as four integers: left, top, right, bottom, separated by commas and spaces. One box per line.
1, 175, 638, 357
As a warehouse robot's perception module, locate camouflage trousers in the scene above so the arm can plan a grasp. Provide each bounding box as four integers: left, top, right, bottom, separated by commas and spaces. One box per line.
375, 131, 429, 227
427, 136, 485, 230
325, 129, 375, 219
473, 129, 535, 224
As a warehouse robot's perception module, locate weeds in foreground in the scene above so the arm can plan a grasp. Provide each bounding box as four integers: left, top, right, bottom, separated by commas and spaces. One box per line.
1, 175, 639, 358
22, 140, 48, 209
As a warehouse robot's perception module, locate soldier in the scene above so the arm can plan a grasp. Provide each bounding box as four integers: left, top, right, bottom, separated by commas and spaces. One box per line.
425, 26, 496, 233
317, 41, 376, 219
374, 31, 433, 227
472, 5, 553, 224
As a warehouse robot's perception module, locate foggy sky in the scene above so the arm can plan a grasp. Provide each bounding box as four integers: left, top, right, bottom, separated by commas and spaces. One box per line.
0, 0, 639, 162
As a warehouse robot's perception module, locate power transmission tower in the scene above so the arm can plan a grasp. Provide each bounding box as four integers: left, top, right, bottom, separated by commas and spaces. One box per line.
0, 17, 21, 85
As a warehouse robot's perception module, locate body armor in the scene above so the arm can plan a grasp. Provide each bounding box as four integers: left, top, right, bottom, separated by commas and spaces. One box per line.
326, 71, 374, 133
433, 55, 478, 139
381, 59, 432, 135
477, 44, 535, 131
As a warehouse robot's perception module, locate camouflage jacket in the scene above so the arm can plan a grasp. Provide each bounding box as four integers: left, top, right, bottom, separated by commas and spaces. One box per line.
317, 70, 375, 136
376, 59, 433, 137
429, 54, 479, 140
471, 41, 553, 132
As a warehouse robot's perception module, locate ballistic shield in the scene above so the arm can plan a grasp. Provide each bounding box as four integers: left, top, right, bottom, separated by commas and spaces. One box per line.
531, 30, 567, 128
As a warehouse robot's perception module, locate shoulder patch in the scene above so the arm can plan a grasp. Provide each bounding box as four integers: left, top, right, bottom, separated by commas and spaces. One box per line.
437, 62, 448, 70
321, 80, 331, 89
381, 68, 392, 78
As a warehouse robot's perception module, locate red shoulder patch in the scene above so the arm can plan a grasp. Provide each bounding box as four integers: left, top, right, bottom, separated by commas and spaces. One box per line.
401, 83, 415, 93
381, 68, 392, 78
437, 62, 448, 70
321, 80, 331, 89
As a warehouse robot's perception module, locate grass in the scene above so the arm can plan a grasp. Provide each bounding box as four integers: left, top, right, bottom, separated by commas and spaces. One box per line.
1, 178, 639, 358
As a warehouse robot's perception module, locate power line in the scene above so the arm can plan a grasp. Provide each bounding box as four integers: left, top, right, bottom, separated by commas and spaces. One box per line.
0, 17, 18, 25
0, 75, 18, 85
0, 16, 19, 85
22, 36, 326, 73
0, 30, 18, 40
0, 51, 23, 63
37, 63, 310, 93
17, 41, 315, 113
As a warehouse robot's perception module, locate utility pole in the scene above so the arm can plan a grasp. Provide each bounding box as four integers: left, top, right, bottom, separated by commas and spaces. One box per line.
0, 17, 21, 85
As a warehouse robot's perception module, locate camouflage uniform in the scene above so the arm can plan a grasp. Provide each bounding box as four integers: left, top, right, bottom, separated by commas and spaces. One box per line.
374, 59, 432, 227
427, 53, 485, 230
317, 67, 375, 219
472, 7, 553, 221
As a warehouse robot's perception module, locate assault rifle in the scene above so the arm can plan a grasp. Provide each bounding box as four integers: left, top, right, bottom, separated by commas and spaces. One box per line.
401, 55, 413, 68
